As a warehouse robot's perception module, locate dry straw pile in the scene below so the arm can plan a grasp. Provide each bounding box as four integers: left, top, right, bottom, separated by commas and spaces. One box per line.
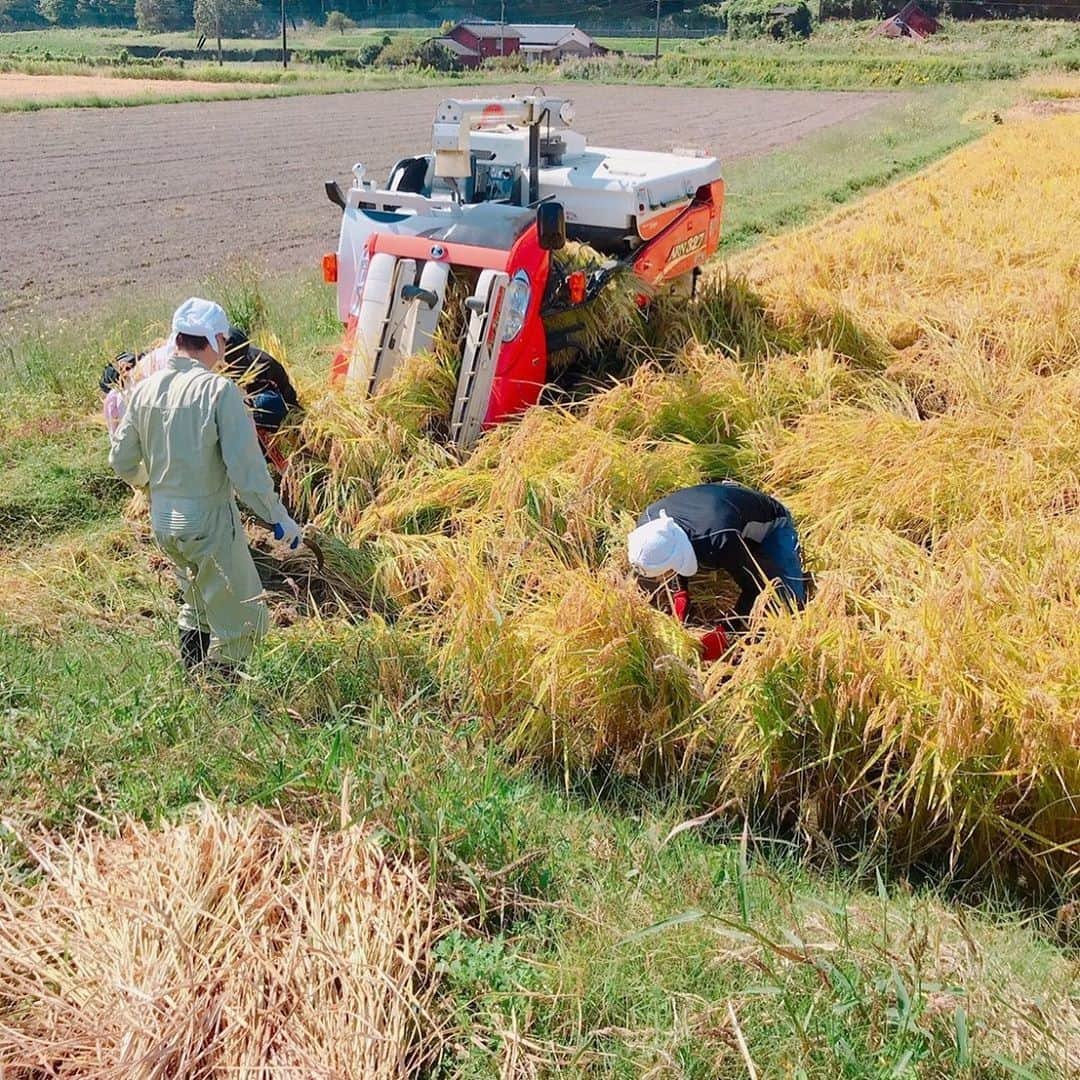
0, 805, 446, 1077
282, 116, 1079, 889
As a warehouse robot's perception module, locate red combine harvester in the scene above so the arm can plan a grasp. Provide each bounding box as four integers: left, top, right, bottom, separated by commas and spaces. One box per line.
323, 94, 724, 448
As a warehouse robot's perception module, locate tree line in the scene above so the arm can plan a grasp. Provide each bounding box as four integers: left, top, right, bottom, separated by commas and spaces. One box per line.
2, 0, 1074, 34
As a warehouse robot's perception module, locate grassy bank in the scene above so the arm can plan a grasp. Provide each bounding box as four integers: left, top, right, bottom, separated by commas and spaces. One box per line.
720, 82, 1009, 251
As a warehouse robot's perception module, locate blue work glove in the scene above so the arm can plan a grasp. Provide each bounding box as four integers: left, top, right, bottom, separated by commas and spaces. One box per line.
272, 514, 303, 551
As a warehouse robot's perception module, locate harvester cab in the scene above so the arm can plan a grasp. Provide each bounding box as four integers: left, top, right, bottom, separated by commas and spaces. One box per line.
323, 94, 724, 449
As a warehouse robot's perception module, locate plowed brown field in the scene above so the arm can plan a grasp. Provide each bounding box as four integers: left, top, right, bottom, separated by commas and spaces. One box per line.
0, 82, 892, 321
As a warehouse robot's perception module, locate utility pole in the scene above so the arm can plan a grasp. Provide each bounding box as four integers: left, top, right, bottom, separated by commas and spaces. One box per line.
215, 0, 222, 67
499, 0, 505, 56
654, 0, 661, 61
281, 0, 288, 69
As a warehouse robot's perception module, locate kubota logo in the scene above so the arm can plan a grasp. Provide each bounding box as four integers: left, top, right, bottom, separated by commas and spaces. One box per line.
669, 232, 706, 262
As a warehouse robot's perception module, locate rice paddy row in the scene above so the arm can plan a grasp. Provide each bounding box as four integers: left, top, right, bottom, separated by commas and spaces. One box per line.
276, 111, 1080, 895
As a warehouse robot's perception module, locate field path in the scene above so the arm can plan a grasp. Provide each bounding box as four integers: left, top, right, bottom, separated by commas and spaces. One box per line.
0, 73, 265, 103
0, 83, 891, 321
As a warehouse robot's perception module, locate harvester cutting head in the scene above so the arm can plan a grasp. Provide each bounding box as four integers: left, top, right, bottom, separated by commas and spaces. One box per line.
323, 94, 725, 449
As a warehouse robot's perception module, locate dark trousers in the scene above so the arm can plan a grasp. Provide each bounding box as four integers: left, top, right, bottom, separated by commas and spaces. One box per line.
248, 390, 289, 432
725, 522, 807, 629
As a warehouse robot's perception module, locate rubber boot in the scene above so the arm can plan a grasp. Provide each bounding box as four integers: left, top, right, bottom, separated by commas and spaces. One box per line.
179, 628, 211, 670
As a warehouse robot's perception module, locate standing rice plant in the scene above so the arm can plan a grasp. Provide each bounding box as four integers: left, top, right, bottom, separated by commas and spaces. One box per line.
696, 518, 1080, 887
258, 116, 1080, 891
730, 117, 1080, 411
431, 557, 702, 774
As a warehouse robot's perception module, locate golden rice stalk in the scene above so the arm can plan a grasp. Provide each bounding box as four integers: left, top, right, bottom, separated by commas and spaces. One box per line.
252, 328, 288, 368
365, 407, 705, 556
281, 380, 454, 531
433, 561, 703, 773
0, 804, 448, 1078
696, 516, 1080, 885
728, 117, 1080, 409
755, 369, 1080, 551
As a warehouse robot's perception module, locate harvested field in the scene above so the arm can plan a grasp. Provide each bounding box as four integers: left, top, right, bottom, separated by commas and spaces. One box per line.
0, 82, 892, 321
0, 72, 264, 103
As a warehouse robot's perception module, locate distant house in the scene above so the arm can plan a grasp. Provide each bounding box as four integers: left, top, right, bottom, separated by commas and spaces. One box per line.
514, 24, 608, 64
434, 21, 522, 68
870, 2, 940, 39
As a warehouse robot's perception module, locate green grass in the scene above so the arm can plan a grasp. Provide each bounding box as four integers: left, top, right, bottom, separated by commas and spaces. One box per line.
1, 92, 1076, 1075
720, 82, 1010, 252
1, 613, 1075, 1076
0, 25, 428, 56
0, 427, 127, 542
573, 19, 1080, 91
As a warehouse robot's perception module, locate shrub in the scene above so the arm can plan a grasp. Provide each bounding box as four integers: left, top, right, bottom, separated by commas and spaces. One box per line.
374, 34, 459, 71
482, 52, 528, 73
725, 0, 813, 39
356, 41, 383, 65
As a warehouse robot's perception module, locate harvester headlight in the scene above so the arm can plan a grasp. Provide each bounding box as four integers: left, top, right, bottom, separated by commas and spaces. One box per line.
502, 270, 531, 342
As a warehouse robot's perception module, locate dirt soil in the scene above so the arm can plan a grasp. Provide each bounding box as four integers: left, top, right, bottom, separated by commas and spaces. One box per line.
0, 83, 892, 323
0, 73, 263, 104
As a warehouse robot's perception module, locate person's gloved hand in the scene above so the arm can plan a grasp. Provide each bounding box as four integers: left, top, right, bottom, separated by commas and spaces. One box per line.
698, 626, 728, 662
272, 514, 303, 551
672, 589, 690, 624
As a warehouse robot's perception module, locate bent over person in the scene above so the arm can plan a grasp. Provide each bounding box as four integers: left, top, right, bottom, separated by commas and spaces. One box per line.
220, 326, 299, 433
109, 298, 305, 674
627, 481, 806, 660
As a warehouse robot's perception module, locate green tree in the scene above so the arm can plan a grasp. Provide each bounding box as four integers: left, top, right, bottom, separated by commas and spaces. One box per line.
192, 0, 258, 51
36, 0, 76, 25
133, 0, 188, 30
1, 0, 47, 27
325, 8, 350, 32
76, 0, 135, 24
726, 0, 813, 38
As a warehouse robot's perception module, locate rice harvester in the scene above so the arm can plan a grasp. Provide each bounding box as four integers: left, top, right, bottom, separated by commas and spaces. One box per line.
321, 94, 724, 448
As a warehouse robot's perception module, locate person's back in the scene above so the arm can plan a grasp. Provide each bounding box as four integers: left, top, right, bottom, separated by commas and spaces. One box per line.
109, 298, 305, 673
222, 329, 299, 410
637, 481, 790, 572
124, 356, 234, 525
629, 480, 805, 650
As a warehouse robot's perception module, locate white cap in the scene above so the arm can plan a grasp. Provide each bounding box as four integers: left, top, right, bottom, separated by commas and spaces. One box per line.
627, 511, 698, 578
171, 297, 230, 352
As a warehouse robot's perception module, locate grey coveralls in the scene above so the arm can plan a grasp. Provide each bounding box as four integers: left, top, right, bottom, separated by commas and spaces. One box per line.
109, 352, 292, 663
